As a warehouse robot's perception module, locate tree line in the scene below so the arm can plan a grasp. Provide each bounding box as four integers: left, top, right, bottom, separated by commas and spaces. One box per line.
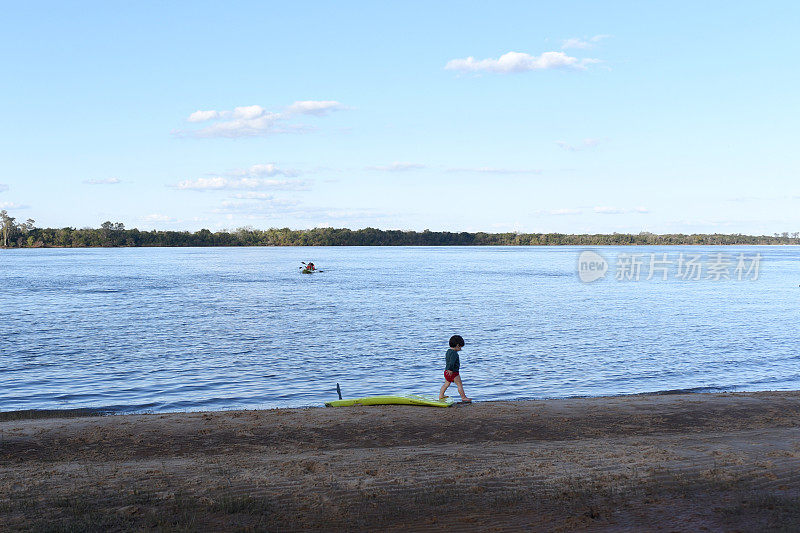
2, 213, 799, 248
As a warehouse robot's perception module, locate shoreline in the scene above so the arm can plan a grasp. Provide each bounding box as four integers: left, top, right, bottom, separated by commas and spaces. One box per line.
0, 386, 781, 422
3, 391, 800, 530
4, 243, 800, 250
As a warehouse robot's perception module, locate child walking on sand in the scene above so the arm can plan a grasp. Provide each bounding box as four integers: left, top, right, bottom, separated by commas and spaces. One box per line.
439, 335, 472, 402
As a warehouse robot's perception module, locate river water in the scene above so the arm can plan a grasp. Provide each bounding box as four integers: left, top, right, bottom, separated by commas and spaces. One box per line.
2, 246, 798, 413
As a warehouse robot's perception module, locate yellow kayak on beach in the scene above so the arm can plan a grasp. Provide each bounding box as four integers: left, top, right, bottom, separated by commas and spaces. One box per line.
325, 394, 454, 408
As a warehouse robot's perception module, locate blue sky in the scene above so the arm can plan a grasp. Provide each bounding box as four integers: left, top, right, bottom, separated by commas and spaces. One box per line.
1, 1, 798, 234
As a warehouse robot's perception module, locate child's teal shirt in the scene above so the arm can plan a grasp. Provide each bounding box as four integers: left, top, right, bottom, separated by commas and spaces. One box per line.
445, 348, 460, 372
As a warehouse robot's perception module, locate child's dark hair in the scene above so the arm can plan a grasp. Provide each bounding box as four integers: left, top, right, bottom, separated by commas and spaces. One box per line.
449, 335, 465, 348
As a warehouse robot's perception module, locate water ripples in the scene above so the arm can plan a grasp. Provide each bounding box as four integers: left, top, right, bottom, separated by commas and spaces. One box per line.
1, 246, 799, 412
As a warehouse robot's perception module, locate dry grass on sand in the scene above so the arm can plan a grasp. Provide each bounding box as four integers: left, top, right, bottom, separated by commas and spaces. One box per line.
2, 392, 800, 531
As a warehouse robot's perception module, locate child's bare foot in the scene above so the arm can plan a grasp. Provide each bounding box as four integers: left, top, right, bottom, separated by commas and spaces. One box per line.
460, 397, 472, 403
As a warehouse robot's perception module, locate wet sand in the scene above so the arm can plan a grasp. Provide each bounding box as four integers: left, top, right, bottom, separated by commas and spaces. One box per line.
2, 392, 800, 531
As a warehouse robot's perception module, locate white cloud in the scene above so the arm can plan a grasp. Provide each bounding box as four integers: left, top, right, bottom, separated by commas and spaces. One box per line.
447, 167, 542, 175
230, 192, 276, 200
177, 101, 346, 138
594, 206, 649, 215
561, 34, 611, 50
367, 162, 425, 172
213, 197, 301, 215
594, 207, 625, 214
0, 201, 29, 209
176, 177, 308, 191
218, 198, 298, 210
186, 110, 285, 138
232, 105, 265, 120
187, 110, 220, 122
84, 177, 122, 185
445, 51, 599, 73
555, 138, 601, 151
211, 198, 388, 223
286, 100, 345, 116
141, 214, 177, 222
728, 196, 764, 202
229, 163, 300, 178
549, 208, 582, 215
561, 38, 591, 50
317, 208, 383, 219
726, 195, 800, 202
174, 163, 306, 191
0, 184, 8, 192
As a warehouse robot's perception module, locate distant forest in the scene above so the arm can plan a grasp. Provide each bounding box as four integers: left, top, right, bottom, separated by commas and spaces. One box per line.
2, 212, 800, 248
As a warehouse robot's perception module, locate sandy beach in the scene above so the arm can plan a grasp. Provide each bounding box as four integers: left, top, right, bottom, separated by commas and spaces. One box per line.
2, 392, 800, 531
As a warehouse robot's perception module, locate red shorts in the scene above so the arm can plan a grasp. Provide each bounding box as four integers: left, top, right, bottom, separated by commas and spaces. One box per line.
444, 370, 459, 383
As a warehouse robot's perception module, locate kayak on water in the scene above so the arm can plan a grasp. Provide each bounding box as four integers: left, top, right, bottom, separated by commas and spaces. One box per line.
325, 394, 455, 408
300, 261, 321, 274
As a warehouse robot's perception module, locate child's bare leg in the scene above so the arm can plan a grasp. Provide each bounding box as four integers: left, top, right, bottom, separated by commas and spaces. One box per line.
454, 375, 471, 401
439, 380, 451, 399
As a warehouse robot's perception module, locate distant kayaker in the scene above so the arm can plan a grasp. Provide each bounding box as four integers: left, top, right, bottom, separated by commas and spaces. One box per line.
438, 335, 472, 403
306, 262, 316, 271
